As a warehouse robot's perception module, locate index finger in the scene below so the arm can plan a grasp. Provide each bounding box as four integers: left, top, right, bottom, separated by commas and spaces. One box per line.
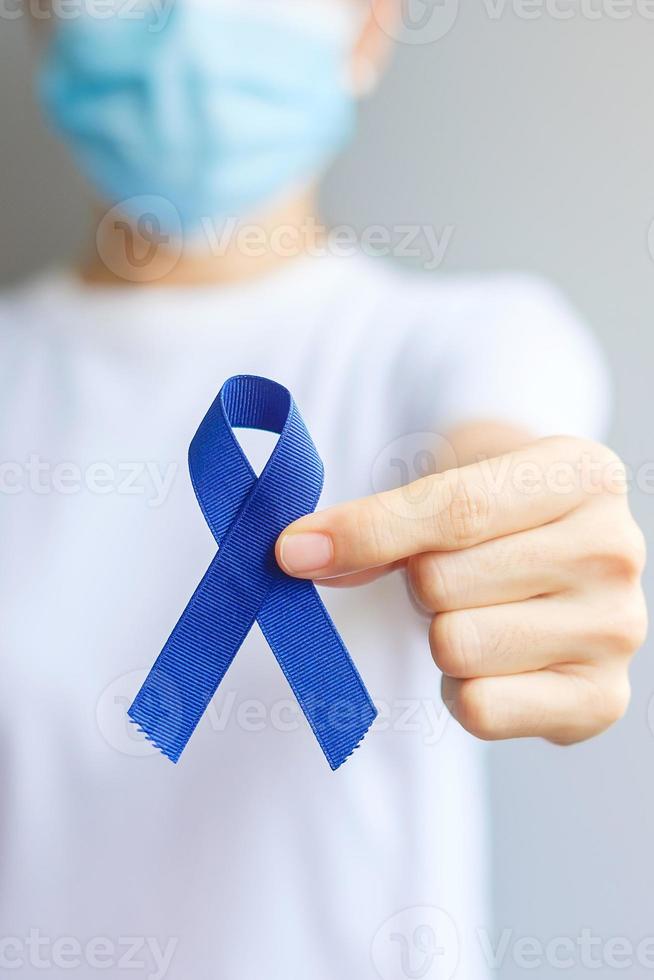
275, 436, 608, 579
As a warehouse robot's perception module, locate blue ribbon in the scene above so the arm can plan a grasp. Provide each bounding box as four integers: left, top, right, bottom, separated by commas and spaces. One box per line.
128, 375, 377, 769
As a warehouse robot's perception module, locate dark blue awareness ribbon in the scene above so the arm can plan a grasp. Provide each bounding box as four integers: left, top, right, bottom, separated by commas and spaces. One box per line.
128, 375, 377, 769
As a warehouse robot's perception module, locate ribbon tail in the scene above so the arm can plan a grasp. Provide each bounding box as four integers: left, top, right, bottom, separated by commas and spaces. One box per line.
128, 552, 260, 762
258, 577, 378, 770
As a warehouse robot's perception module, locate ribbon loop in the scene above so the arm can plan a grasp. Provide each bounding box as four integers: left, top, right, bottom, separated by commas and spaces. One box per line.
129, 375, 377, 769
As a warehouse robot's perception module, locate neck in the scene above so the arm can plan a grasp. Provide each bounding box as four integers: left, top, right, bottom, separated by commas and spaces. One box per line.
78, 189, 326, 288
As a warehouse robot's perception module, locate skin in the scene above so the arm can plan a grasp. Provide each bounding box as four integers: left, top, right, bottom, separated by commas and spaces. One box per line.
277, 432, 647, 745
30, 0, 647, 742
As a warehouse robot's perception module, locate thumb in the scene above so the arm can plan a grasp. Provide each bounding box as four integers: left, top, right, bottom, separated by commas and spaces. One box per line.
275, 476, 447, 580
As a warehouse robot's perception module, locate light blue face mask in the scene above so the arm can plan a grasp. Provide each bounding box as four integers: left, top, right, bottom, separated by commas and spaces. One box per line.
37, 1, 358, 235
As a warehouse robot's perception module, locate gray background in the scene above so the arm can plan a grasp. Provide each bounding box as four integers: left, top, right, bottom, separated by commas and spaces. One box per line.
1, 5, 653, 977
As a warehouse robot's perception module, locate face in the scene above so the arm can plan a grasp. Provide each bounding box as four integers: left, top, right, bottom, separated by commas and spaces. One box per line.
33, 0, 399, 234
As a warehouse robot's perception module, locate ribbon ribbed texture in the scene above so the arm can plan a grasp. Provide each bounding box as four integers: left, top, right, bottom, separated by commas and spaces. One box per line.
128, 375, 377, 769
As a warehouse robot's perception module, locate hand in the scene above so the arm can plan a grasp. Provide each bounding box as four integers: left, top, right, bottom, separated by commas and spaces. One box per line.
276, 436, 647, 744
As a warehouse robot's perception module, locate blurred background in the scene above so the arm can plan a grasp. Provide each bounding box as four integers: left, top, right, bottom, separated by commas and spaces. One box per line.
1, 5, 652, 977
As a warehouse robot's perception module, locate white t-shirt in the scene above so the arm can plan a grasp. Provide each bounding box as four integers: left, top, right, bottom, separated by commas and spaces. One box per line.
0, 254, 607, 979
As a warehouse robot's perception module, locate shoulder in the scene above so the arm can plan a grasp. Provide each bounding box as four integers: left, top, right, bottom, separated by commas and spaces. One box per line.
344, 255, 610, 439
347, 254, 591, 336
347, 256, 605, 372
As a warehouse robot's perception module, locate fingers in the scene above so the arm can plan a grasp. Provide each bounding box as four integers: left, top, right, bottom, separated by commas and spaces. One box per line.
428, 596, 620, 679
317, 563, 403, 589
277, 436, 611, 580
442, 666, 631, 744
407, 523, 575, 612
